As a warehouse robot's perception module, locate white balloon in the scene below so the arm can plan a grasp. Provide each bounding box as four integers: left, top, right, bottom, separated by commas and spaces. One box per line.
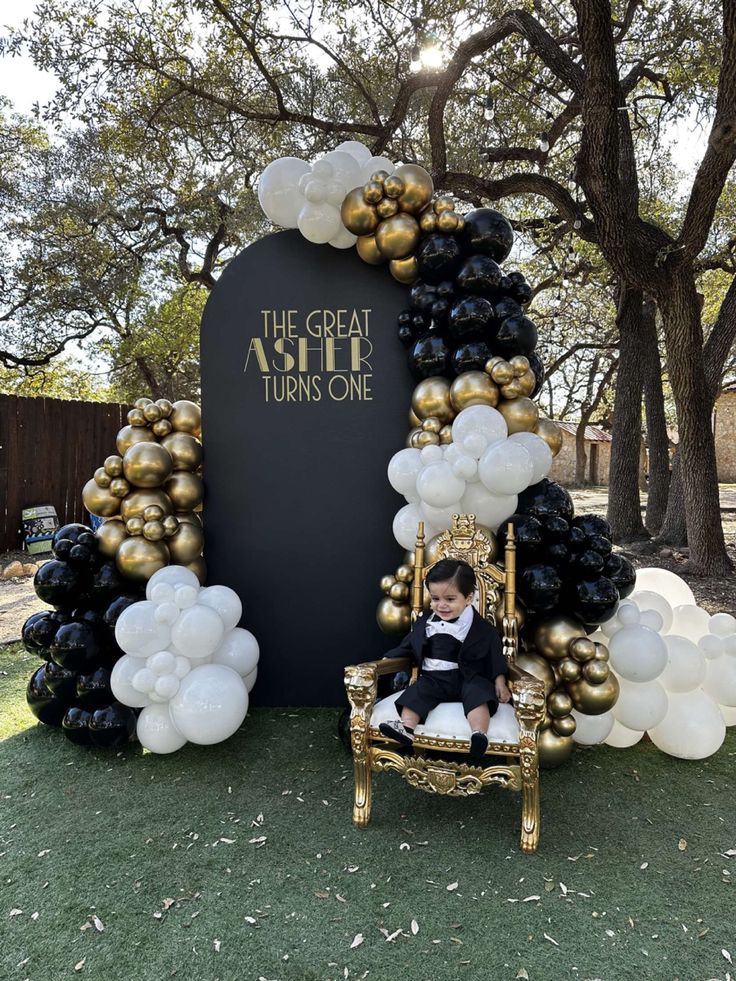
319, 150, 362, 188
451, 455, 478, 480
324, 180, 346, 207
507, 432, 553, 483
608, 624, 667, 682
703, 654, 736, 707
136, 703, 187, 754
420, 501, 462, 530
150, 583, 175, 605
639, 608, 665, 633
198, 585, 243, 631
174, 655, 191, 679
460, 433, 488, 460
633, 568, 695, 607
719, 703, 736, 725
154, 674, 180, 699
392, 502, 424, 551
168, 665, 248, 745
617, 601, 640, 626
723, 634, 736, 657
669, 604, 711, 642
297, 202, 341, 244
599, 613, 621, 638
629, 589, 674, 633
659, 635, 706, 692
328, 225, 358, 249
310, 158, 334, 180
571, 709, 614, 745
420, 444, 444, 465
132, 668, 156, 693
147, 650, 176, 676
257, 157, 310, 227
649, 690, 725, 759
174, 585, 198, 609
334, 140, 372, 165
698, 634, 725, 659
360, 155, 395, 182
110, 655, 151, 708
452, 405, 507, 449
304, 179, 327, 203
460, 483, 517, 531
388, 448, 423, 498
115, 601, 172, 657
146, 565, 200, 599
478, 440, 534, 495
154, 602, 180, 626
613, 678, 669, 731
416, 462, 466, 508
171, 604, 226, 659
443, 443, 463, 464
212, 627, 260, 677
710, 612, 736, 637
243, 665, 258, 693
605, 719, 644, 748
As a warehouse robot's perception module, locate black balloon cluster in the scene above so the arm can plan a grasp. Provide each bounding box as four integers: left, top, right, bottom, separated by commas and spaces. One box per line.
23, 523, 142, 748
499, 479, 636, 627
397, 209, 543, 386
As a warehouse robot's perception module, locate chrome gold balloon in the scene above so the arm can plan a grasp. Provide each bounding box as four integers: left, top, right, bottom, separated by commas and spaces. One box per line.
167, 521, 204, 564
94, 467, 112, 488
393, 164, 433, 213
134, 397, 153, 409
120, 488, 173, 521
416, 430, 440, 447
433, 195, 455, 214
143, 505, 165, 522
104, 455, 124, 477
382, 175, 405, 199
438, 425, 453, 444
534, 616, 586, 661
450, 371, 500, 412
185, 556, 207, 586
389, 255, 419, 284
155, 398, 173, 418
375, 213, 420, 260
514, 653, 556, 696
490, 360, 514, 385
516, 370, 537, 398
567, 673, 620, 715
557, 657, 582, 683
407, 427, 422, 448
510, 355, 530, 377
395, 564, 414, 583
551, 714, 577, 738
115, 537, 169, 582
419, 211, 437, 234
116, 424, 156, 456
484, 356, 504, 375
538, 728, 573, 768
422, 417, 442, 434
125, 517, 144, 536
123, 442, 174, 489
82, 478, 121, 518
161, 432, 203, 472
376, 197, 399, 219
127, 408, 147, 427
500, 379, 525, 400
376, 596, 411, 634
96, 519, 128, 558
143, 402, 163, 423
169, 400, 202, 437
164, 472, 204, 511
370, 170, 390, 183
535, 417, 564, 456
380, 574, 397, 593
341, 187, 379, 236
389, 582, 409, 602
437, 211, 459, 233
143, 520, 166, 542
409, 408, 422, 428
547, 689, 574, 718
411, 376, 454, 424
569, 637, 596, 663
174, 511, 201, 526
594, 642, 610, 662
152, 419, 173, 438
162, 515, 180, 537
109, 478, 131, 499
356, 234, 386, 265
583, 660, 610, 684
363, 180, 384, 204
498, 396, 540, 434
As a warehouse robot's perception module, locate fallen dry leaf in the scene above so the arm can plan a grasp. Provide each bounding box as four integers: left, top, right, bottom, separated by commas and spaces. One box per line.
447, 882, 459, 892
544, 933, 559, 946
351, 933, 364, 949
724, 949, 733, 965
74, 959, 86, 972
214, 939, 221, 952
678, 838, 688, 851
411, 920, 419, 935
9, 909, 23, 918
92, 915, 104, 933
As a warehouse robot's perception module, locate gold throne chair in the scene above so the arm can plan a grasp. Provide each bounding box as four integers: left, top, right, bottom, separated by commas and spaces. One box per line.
344, 514, 547, 854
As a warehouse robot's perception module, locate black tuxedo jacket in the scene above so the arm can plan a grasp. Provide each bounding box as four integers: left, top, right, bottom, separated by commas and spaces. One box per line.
384, 608, 507, 683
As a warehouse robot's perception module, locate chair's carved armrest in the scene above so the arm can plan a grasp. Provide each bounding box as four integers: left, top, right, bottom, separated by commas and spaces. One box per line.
344, 657, 412, 712
508, 665, 546, 729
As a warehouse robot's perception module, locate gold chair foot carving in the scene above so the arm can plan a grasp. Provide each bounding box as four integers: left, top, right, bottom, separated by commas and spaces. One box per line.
345, 515, 547, 853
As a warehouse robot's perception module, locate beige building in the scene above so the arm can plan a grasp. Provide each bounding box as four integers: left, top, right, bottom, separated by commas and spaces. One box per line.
548, 422, 613, 486
714, 390, 736, 482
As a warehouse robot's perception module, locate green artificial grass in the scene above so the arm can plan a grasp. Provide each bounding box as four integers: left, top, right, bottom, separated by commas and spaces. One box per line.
2, 643, 735, 981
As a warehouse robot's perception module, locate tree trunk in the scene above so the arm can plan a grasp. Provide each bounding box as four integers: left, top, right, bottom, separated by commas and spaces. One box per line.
657, 270, 730, 574
641, 298, 670, 533
607, 285, 649, 541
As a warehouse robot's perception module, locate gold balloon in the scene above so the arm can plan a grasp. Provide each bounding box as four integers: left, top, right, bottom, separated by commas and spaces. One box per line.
389, 256, 419, 284
115, 537, 169, 582
422, 417, 442, 434
389, 582, 409, 602
534, 616, 586, 661
174, 511, 201, 526
535, 417, 564, 457
395, 564, 414, 583
594, 642, 610, 662
484, 356, 504, 375
424, 534, 446, 566
160, 432, 203, 472
170, 400, 202, 437
433, 195, 455, 214
409, 408, 422, 428
116, 425, 156, 455
516, 371, 537, 398
104, 454, 124, 477
96, 519, 127, 558
167, 521, 204, 564
152, 419, 173, 438
437, 211, 459, 233
416, 430, 439, 447
376, 197, 399, 219
538, 728, 574, 768
569, 637, 596, 663
383, 175, 405, 199
583, 660, 610, 684
185, 556, 207, 586
394, 163, 434, 214
490, 361, 514, 385
402, 550, 416, 566
109, 478, 131, 499
162, 515, 180, 537
82, 478, 121, 518
142, 403, 162, 424
143, 520, 166, 542
126, 517, 144, 536
557, 657, 582, 682
341, 187, 379, 235
407, 427, 422, 448
155, 398, 173, 418
375, 213, 420, 260
500, 379, 525, 400
552, 714, 577, 738
380, 574, 396, 593
376, 596, 411, 634
143, 505, 165, 522
547, 689, 574, 718
363, 180, 384, 204
439, 425, 453, 444
419, 211, 437, 234
94, 467, 112, 488
514, 653, 556, 696
165, 472, 204, 512
567, 673, 620, 715
411, 377, 454, 424
123, 442, 174, 488
356, 234, 386, 265
127, 408, 147, 427
134, 397, 153, 409
450, 371, 499, 412
456, 217, 465, 232
498, 397, 540, 434
510, 355, 530, 377
121, 488, 173, 521
370, 169, 390, 183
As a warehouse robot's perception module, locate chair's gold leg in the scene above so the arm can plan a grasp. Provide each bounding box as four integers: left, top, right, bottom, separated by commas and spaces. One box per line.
344, 666, 378, 828
519, 735, 540, 853
352, 753, 373, 827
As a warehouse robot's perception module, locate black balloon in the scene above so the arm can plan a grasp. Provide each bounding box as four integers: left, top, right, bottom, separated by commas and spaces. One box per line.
587, 534, 613, 558
542, 516, 570, 544
494, 297, 523, 322
409, 282, 437, 313
494, 315, 538, 357
51, 620, 105, 673
518, 564, 563, 614
62, 707, 94, 747
570, 576, 619, 625
53, 523, 91, 548
88, 703, 137, 749
499, 514, 544, 563
68, 543, 96, 566
103, 594, 142, 631
527, 352, 546, 397
547, 542, 571, 567
22, 611, 56, 656
511, 281, 533, 306
568, 526, 587, 552
572, 514, 612, 540
570, 549, 605, 578
88, 562, 128, 606
518, 479, 574, 523
451, 340, 494, 375
408, 333, 452, 380
461, 209, 514, 263
448, 296, 494, 341
455, 255, 504, 299
76, 667, 114, 708
44, 659, 79, 701
416, 234, 463, 285
33, 560, 89, 609
398, 323, 414, 346
604, 553, 637, 598
26, 664, 70, 727
337, 706, 352, 753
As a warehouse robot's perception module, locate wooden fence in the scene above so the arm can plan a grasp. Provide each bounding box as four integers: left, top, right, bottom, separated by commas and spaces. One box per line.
0, 395, 131, 553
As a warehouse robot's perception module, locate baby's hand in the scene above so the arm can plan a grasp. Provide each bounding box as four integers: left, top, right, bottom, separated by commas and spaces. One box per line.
495, 677, 512, 703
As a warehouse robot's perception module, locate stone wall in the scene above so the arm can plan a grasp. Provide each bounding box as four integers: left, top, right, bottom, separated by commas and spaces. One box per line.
714, 391, 736, 482
549, 429, 612, 486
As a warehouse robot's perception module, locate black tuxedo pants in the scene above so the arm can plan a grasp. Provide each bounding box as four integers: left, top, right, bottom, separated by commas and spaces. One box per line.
395, 668, 498, 722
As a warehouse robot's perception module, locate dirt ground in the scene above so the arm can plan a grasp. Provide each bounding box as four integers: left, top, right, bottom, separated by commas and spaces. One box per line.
1, 488, 735, 643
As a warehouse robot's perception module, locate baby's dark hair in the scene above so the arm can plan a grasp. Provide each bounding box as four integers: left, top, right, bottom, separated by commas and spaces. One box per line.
426, 559, 476, 597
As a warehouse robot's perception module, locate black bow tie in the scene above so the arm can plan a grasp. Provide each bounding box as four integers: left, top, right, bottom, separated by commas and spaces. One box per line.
433, 615, 460, 624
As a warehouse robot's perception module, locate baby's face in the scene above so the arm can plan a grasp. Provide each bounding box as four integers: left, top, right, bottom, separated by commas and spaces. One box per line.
428, 580, 473, 621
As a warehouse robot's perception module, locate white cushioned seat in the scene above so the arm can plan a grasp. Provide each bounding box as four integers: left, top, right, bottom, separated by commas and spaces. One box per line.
371, 693, 520, 745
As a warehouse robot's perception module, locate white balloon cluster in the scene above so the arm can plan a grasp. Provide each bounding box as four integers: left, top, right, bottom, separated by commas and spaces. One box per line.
257, 141, 395, 248
111, 567, 259, 754
388, 404, 553, 549
573, 567, 734, 759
